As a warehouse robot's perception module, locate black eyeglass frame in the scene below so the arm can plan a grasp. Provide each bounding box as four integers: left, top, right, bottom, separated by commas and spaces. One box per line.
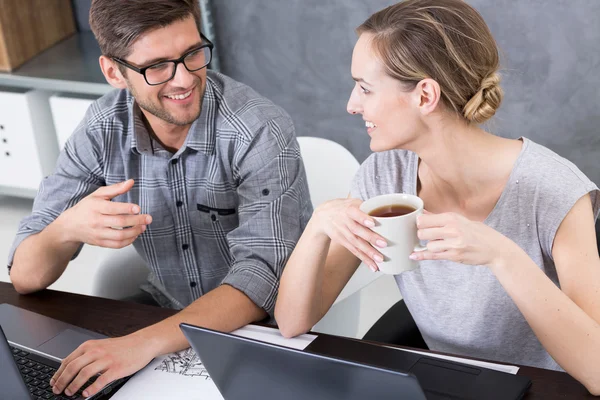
112, 33, 214, 86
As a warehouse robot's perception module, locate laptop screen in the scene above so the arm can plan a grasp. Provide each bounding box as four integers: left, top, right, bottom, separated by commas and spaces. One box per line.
180, 323, 428, 400
0, 326, 37, 400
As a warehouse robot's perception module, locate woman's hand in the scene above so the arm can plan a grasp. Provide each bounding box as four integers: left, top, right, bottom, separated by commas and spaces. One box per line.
311, 198, 388, 271
410, 212, 521, 268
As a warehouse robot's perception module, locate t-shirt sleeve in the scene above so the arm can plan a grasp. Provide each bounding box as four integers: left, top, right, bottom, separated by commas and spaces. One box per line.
534, 161, 600, 258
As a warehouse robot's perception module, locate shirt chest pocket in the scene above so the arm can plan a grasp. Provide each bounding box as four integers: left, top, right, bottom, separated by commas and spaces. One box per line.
190, 204, 239, 238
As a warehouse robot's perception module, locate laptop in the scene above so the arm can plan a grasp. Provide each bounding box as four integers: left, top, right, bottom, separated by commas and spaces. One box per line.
0, 304, 124, 399
180, 323, 532, 400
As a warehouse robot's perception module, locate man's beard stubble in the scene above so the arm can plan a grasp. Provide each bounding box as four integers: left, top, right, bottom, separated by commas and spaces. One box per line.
127, 77, 205, 127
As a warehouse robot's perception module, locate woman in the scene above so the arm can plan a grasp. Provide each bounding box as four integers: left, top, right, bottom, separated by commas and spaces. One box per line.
275, 0, 600, 394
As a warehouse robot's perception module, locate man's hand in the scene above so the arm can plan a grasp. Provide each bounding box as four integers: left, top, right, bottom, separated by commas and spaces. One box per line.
58, 179, 152, 248
50, 333, 157, 398
49, 285, 266, 397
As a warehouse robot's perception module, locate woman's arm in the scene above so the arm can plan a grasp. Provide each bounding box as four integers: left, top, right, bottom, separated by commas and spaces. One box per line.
275, 220, 361, 338
412, 194, 600, 395
491, 194, 600, 395
275, 198, 386, 338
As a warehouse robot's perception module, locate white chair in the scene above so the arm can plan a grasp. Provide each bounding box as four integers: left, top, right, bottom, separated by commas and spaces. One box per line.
89, 245, 148, 299
42, 244, 147, 300
297, 136, 390, 339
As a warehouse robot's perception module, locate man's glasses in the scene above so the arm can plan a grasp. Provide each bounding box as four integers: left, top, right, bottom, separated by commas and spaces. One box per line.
113, 33, 214, 86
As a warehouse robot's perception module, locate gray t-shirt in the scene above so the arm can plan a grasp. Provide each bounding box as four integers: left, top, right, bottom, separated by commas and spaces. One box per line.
351, 137, 600, 370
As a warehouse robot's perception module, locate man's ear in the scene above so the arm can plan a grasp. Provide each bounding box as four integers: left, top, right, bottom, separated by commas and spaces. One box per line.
413, 78, 442, 116
99, 55, 128, 89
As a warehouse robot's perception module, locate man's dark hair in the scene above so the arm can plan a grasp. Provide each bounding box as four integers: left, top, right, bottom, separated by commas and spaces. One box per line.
89, 0, 202, 59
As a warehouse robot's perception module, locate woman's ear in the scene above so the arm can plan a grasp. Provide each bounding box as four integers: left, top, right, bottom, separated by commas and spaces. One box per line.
414, 78, 442, 116
99, 56, 128, 89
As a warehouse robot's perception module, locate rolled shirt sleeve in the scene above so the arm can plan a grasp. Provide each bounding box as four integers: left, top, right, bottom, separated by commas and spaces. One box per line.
221, 116, 312, 317
6, 122, 104, 271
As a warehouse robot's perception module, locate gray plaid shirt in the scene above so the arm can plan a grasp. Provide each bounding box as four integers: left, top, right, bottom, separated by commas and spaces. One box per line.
8, 71, 312, 316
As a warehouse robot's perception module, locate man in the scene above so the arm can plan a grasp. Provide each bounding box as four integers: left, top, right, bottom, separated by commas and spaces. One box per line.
7, 0, 312, 397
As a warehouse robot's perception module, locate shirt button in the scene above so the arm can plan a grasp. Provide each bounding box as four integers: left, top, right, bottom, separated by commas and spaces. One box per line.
176, 200, 183, 207
171, 159, 179, 165
262, 189, 270, 196
182, 244, 189, 250
211, 214, 217, 221
190, 281, 197, 288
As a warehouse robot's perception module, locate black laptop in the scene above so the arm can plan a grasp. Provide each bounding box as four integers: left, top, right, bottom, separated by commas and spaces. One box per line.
0, 304, 125, 399
180, 323, 531, 400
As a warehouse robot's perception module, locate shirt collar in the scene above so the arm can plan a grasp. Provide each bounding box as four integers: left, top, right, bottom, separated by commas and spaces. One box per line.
184, 74, 217, 155
127, 75, 218, 156
128, 95, 152, 155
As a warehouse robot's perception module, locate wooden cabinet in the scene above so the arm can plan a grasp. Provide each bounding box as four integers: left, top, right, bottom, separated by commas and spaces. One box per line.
0, 0, 76, 71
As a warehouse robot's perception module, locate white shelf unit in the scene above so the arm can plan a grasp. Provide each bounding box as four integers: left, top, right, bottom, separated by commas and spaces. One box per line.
0, 32, 110, 199
0, 87, 60, 191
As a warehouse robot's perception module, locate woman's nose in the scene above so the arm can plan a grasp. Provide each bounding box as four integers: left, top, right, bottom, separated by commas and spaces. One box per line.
346, 88, 362, 115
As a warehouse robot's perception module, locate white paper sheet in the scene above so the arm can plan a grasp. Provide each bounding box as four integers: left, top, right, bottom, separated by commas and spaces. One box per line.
109, 347, 223, 400
386, 346, 520, 374
110, 325, 318, 399
230, 324, 317, 350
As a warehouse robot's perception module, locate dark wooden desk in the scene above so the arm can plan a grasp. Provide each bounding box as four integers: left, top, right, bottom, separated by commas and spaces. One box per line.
0, 282, 593, 399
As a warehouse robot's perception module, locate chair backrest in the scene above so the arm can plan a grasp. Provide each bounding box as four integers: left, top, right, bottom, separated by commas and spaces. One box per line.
298, 136, 381, 302
91, 245, 149, 299
297, 137, 360, 207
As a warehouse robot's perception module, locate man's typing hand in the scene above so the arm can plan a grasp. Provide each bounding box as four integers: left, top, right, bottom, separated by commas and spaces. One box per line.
57, 179, 152, 249
50, 332, 157, 398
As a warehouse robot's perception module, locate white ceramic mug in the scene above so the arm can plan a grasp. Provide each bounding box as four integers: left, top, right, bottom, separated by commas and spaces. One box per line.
359, 193, 426, 275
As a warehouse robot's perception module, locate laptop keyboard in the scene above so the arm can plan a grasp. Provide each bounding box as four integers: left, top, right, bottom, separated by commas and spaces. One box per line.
10, 345, 95, 400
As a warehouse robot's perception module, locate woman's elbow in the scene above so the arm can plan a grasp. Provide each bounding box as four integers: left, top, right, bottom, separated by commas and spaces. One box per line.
575, 368, 600, 396
584, 380, 600, 397
275, 309, 311, 338
278, 321, 310, 339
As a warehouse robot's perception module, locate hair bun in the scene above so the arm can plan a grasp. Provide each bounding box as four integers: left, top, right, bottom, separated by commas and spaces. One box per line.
462, 72, 503, 124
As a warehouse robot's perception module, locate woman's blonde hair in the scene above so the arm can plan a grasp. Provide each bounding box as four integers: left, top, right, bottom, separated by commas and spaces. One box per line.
357, 0, 503, 124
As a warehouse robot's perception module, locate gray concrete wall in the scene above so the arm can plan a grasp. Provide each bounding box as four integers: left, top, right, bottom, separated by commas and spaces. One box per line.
212, 0, 600, 184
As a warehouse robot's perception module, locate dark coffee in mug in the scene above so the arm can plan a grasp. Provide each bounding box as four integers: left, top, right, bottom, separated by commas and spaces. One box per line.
368, 204, 416, 218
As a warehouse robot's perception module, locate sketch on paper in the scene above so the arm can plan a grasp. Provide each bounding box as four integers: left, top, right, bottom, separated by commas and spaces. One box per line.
154, 348, 211, 380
